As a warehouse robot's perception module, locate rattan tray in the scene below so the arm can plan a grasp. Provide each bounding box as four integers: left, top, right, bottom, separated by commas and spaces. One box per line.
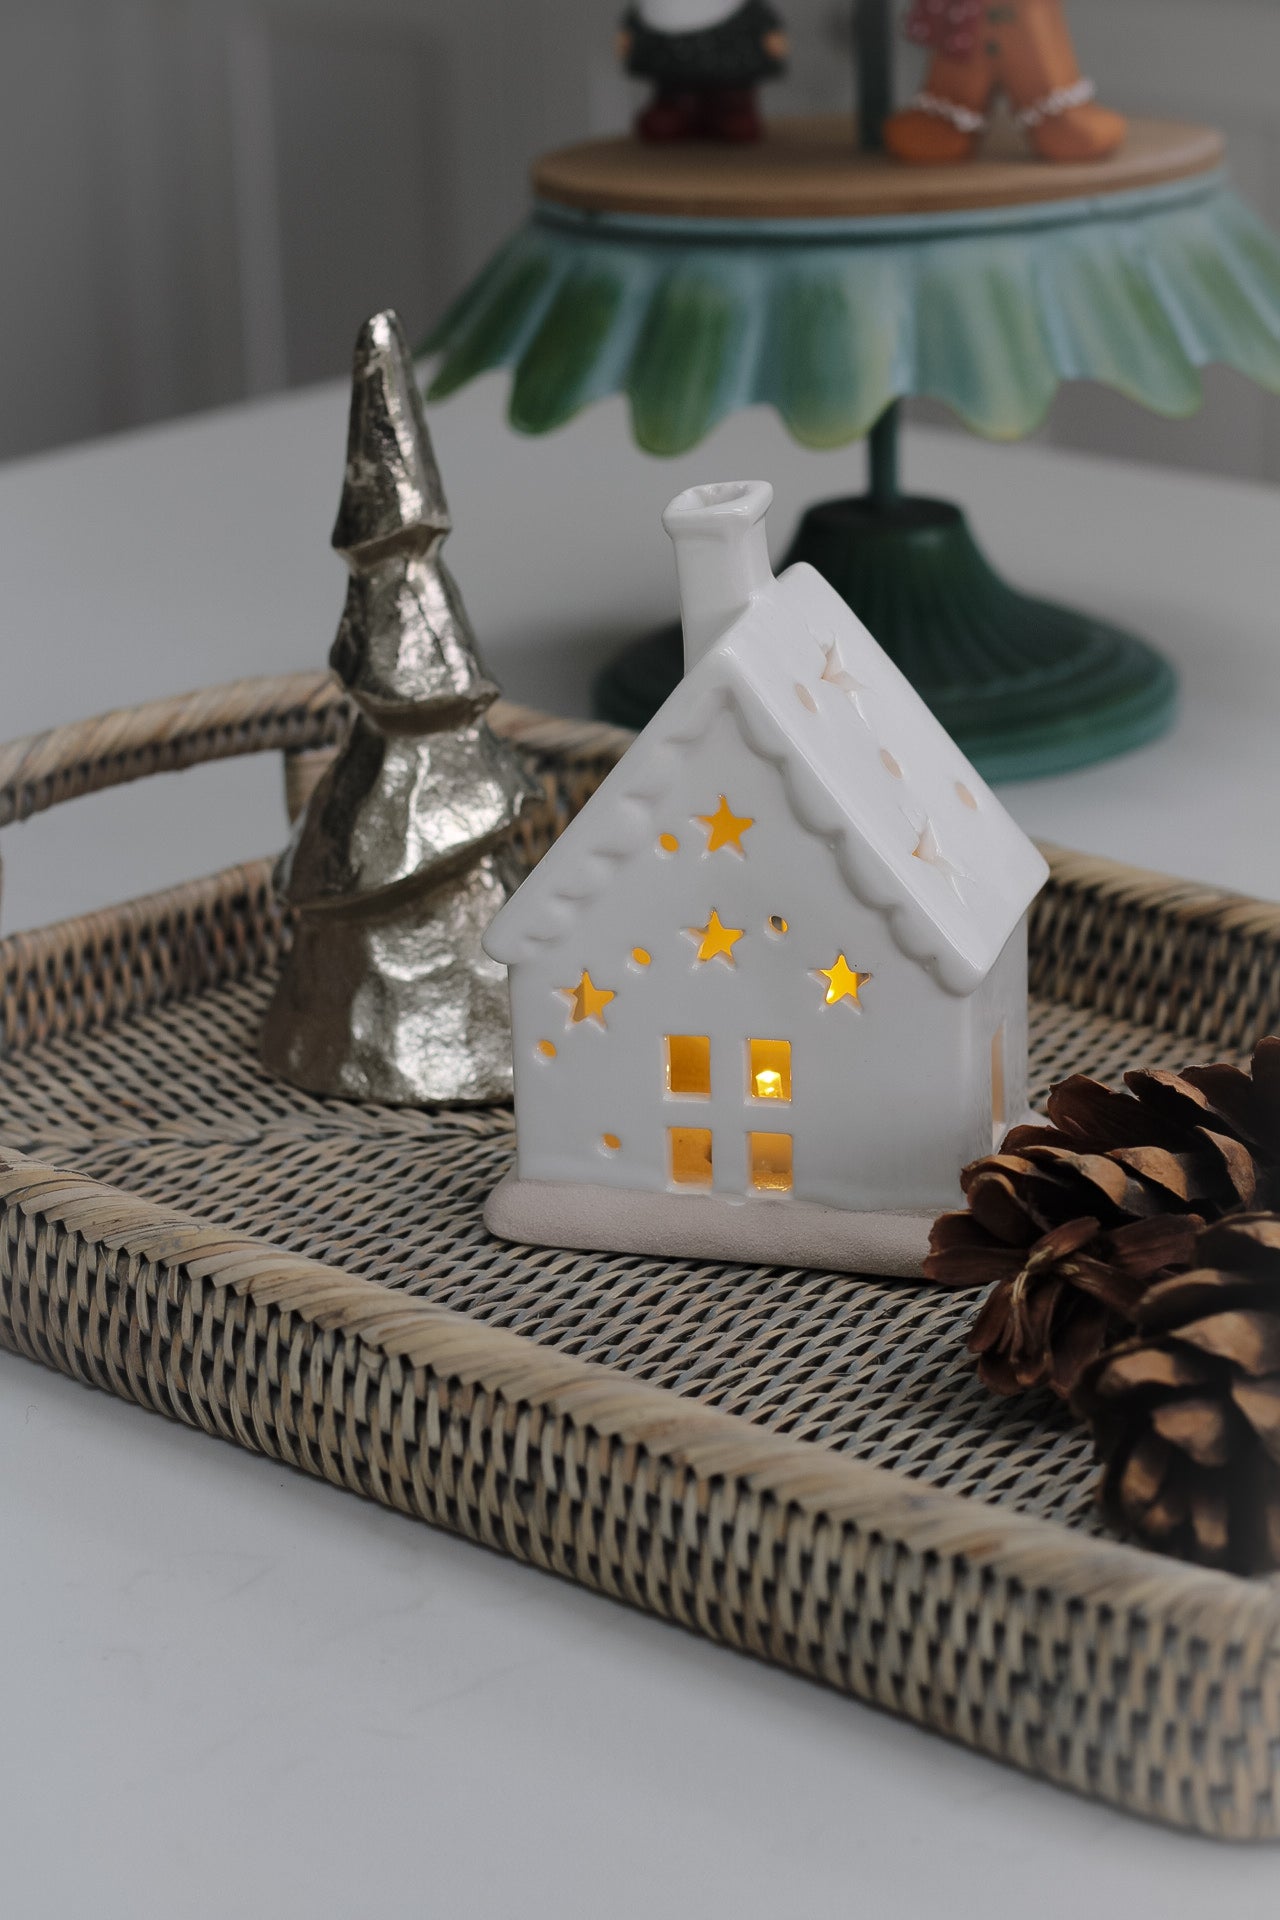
2, 672, 1279, 1842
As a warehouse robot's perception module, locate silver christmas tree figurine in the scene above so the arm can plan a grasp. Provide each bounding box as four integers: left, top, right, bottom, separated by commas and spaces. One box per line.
260, 309, 539, 1105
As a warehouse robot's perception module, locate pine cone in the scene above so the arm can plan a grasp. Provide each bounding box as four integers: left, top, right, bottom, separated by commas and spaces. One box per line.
964, 1214, 1200, 1401
1076, 1215, 1280, 1574
925, 1038, 1280, 1397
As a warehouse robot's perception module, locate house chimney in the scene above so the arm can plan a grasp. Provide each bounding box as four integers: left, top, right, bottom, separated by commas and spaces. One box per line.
662, 480, 774, 674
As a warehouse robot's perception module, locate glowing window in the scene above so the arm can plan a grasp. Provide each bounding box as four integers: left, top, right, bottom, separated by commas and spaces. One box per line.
666, 1035, 711, 1097
659, 833, 680, 853
957, 782, 978, 811
795, 683, 817, 713
750, 1132, 793, 1193
602, 1133, 621, 1152
537, 1041, 557, 1060
632, 948, 651, 967
880, 748, 903, 778
749, 1040, 791, 1102
768, 915, 788, 936
992, 1025, 1007, 1147
669, 1127, 713, 1187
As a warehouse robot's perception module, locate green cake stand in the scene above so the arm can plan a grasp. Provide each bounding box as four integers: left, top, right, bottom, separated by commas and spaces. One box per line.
425, 113, 1280, 780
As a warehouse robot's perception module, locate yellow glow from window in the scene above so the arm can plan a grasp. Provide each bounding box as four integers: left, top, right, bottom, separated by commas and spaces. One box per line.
749, 1039, 791, 1102
750, 1132, 793, 1193
957, 782, 978, 811
669, 1127, 713, 1187
537, 1041, 556, 1060
768, 915, 788, 936
666, 1035, 711, 1097
632, 947, 651, 967
602, 1133, 621, 1152
659, 833, 679, 853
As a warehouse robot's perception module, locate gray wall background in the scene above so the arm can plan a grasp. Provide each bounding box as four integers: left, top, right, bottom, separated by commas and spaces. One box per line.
5, 0, 1279, 481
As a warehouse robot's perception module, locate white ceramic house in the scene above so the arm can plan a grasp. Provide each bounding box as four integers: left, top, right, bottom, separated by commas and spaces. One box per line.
483, 480, 1048, 1276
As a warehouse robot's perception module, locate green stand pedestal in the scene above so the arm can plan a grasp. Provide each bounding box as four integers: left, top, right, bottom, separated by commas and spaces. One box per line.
427, 86, 1280, 777
594, 488, 1178, 781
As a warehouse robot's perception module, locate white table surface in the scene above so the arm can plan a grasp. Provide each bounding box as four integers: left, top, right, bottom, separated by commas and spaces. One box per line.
2, 380, 1279, 1916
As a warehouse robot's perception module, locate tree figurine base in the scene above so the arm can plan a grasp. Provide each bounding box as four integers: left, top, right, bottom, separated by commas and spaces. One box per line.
594, 492, 1177, 782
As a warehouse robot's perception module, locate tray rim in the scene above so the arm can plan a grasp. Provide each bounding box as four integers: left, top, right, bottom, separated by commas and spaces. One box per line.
3, 673, 1280, 1840
3, 1140, 1279, 1843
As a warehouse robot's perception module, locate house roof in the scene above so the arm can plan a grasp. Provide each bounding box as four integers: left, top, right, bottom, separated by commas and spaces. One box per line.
485, 560, 1048, 997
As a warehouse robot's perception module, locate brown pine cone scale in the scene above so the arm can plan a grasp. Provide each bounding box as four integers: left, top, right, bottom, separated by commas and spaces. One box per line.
1076, 1215, 1280, 1574
966, 1214, 1199, 1401
927, 1039, 1280, 1403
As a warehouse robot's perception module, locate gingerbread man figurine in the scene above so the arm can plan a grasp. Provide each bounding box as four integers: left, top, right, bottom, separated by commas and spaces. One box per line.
885, 0, 1126, 166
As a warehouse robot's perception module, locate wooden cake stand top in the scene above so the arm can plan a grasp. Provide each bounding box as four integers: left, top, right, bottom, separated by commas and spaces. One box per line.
532, 115, 1226, 222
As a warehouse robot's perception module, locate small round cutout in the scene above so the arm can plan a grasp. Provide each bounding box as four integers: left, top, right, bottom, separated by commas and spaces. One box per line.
632, 947, 651, 967
795, 683, 817, 713
880, 748, 903, 778
659, 832, 679, 853
537, 1040, 557, 1060
602, 1133, 621, 1152
956, 782, 978, 811
768, 915, 789, 936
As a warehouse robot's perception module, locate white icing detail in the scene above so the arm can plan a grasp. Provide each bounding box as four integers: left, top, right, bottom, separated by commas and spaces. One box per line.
1016, 77, 1097, 129
912, 91, 986, 134
910, 819, 966, 899
819, 638, 870, 720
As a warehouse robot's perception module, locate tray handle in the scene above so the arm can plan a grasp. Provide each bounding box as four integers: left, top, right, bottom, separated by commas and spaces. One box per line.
0, 670, 635, 927
0, 670, 348, 834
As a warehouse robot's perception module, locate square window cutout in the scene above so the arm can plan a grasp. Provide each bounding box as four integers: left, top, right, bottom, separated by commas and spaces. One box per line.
749, 1039, 791, 1102
750, 1132, 793, 1193
669, 1127, 713, 1187
666, 1035, 711, 1097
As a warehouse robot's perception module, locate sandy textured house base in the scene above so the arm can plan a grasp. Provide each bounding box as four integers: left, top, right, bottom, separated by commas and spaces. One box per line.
484, 1174, 938, 1277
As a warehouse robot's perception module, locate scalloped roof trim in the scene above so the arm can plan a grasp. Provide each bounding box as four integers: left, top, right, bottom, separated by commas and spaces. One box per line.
485, 566, 1047, 996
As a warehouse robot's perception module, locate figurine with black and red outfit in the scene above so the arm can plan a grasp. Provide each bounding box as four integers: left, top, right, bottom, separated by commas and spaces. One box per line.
618, 0, 788, 144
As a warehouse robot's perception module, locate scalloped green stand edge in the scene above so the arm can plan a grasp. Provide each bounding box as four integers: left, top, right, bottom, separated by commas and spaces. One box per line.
592, 0, 1180, 782
425, 7, 1280, 776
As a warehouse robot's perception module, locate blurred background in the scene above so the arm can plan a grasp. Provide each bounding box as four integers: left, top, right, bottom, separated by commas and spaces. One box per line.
5, 0, 1279, 482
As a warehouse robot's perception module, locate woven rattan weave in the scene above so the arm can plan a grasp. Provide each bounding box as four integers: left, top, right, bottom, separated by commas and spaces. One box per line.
1, 673, 1278, 1841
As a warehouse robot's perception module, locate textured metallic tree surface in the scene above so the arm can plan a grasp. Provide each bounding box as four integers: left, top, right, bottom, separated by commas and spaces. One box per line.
264, 852, 525, 1106
260, 310, 539, 1106
277, 719, 531, 909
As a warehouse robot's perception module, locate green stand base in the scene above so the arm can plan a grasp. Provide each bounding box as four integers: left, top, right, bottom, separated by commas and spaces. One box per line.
593, 495, 1178, 782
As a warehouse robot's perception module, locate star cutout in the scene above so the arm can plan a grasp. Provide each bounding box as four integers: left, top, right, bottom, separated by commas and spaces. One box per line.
559, 969, 615, 1027
911, 819, 965, 896
697, 795, 754, 856
688, 909, 744, 966
821, 640, 870, 720
815, 954, 872, 1008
